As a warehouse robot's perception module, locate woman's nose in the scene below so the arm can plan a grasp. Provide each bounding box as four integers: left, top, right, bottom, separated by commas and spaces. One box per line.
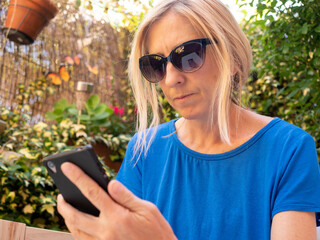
163, 62, 185, 87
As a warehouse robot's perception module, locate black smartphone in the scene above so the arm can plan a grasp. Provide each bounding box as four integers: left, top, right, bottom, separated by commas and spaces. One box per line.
43, 145, 110, 216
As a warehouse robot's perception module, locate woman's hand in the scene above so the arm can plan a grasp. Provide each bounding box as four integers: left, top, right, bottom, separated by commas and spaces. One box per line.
57, 162, 177, 240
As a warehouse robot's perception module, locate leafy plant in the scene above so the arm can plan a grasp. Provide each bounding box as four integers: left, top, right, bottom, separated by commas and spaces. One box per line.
46, 94, 125, 135
45, 94, 131, 162
0, 157, 63, 230
45, 99, 78, 123
239, 0, 320, 157
0, 106, 118, 230
0, 155, 116, 230
79, 94, 114, 133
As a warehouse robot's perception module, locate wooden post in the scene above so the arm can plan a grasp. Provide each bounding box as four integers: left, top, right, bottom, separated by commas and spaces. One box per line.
0, 219, 73, 240
25, 226, 73, 240
0, 219, 26, 240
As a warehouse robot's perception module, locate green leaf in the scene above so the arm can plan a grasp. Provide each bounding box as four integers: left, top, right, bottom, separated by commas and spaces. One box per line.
67, 108, 79, 115
287, 88, 300, 99
53, 98, 69, 111
301, 23, 308, 34
93, 104, 107, 115
314, 25, 320, 33
87, 94, 100, 110
283, 44, 289, 54
52, 108, 63, 115
78, 115, 90, 121
91, 112, 110, 121
45, 111, 56, 120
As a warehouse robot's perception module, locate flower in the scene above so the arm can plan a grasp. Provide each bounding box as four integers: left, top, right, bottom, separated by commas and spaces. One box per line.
110, 106, 124, 117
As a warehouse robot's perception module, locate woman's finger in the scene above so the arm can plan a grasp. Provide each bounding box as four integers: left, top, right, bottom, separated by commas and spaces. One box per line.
57, 194, 103, 237
60, 162, 117, 213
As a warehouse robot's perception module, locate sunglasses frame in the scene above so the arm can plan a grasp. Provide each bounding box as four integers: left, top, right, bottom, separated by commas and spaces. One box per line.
139, 38, 213, 83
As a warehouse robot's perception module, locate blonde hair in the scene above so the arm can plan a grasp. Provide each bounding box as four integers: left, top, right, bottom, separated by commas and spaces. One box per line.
128, 0, 252, 160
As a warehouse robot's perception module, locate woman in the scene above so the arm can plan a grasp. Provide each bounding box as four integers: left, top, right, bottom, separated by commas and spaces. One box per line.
57, 0, 320, 239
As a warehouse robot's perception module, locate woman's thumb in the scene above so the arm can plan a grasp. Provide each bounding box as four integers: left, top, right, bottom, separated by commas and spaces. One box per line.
108, 180, 141, 211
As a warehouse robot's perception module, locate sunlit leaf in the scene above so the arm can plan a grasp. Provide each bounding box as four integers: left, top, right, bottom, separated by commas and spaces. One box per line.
7, 192, 15, 201
41, 204, 55, 216
23, 204, 34, 214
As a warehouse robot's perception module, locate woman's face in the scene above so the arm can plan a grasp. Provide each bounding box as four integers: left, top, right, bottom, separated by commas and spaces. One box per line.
146, 11, 219, 121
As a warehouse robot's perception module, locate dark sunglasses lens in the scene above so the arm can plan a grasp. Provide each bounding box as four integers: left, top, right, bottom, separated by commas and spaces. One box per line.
140, 55, 165, 83
172, 42, 204, 72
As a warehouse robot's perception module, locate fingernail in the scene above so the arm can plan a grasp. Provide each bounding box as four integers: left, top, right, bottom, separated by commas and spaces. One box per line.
57, 194, 64, 202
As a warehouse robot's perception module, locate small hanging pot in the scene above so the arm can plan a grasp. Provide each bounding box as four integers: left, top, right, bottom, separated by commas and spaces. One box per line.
2, 0, 58, 45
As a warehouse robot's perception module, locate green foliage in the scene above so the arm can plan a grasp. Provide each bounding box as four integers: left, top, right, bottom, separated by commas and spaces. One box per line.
80, 94, 114, 132
0, 106, 118, 230
15, 76, 56, 117
46, 95, 116, 134
239, 0, 320, 156
0, 155, 116, 230
1, 107, 87, 162
0, 158, 64, 229
45, 94, 131, 160
45, 99, 77, 123
75, 0, 152, 32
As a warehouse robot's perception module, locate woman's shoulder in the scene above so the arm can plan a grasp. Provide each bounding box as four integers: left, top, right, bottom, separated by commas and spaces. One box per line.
255, 116, 315, 149
243, 110, 311, 141
270, 117, 311, 139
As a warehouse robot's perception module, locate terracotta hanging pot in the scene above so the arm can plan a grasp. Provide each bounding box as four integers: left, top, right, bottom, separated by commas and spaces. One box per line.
2, 0, 58, 45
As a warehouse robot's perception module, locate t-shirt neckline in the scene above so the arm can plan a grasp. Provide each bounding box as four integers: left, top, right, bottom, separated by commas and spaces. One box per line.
170, 117, 281, 160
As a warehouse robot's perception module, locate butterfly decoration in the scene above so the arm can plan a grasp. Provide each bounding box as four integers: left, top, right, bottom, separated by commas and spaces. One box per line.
46, 55, 98, 86
65, 54, 98, 75
86, 64, 99, 75
64, 55, 81, 65
46, 66, 70, 85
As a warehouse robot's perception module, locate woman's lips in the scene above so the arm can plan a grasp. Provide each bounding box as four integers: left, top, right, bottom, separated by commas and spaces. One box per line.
173, 93, 194, 101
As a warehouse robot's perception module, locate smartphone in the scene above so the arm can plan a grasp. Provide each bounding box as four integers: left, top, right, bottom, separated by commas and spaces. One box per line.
43, 145, 110, 216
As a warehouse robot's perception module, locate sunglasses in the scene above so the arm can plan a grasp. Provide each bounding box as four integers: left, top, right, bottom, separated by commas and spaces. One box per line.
139, 38, 213, 83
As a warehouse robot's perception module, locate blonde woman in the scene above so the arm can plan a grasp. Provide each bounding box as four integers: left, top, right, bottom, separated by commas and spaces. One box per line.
57, 0, 320, 239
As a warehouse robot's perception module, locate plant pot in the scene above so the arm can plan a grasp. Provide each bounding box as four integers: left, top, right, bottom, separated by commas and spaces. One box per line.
2, 0, 58, 45
92, 142, 122, 172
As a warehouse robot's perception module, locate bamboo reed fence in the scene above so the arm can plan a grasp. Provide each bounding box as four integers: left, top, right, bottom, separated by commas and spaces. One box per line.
0, 0, 128, 123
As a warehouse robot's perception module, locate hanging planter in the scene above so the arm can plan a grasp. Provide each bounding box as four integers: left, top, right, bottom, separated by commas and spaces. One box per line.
2, 0, 58, 45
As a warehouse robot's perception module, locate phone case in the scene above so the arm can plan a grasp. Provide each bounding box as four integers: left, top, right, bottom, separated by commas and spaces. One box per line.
42, 145, 110, 216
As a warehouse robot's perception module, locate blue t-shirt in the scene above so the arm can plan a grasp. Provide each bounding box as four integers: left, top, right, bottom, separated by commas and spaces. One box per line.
117, 118, 320, 240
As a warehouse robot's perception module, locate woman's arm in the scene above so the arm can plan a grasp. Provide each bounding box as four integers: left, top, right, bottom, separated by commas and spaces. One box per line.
57, 162, 177, 240
271, 211, 317, 240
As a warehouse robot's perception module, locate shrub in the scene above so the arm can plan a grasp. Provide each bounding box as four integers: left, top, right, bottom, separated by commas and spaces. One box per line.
239, 0, 320, 157
0, 106, 117, 230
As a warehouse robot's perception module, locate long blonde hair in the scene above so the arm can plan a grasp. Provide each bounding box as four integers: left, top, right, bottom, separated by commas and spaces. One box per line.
128, 0, 252, 160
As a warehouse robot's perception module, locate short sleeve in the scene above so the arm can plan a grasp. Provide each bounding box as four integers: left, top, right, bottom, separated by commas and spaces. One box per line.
272, 133, 320, 218
116, 134, 143, 198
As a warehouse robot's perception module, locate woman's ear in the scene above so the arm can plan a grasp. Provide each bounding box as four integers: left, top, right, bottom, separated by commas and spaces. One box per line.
231, 62, 239, 76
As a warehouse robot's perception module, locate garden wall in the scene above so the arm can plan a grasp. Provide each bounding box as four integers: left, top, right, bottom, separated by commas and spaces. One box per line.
0, 0, 127, 123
